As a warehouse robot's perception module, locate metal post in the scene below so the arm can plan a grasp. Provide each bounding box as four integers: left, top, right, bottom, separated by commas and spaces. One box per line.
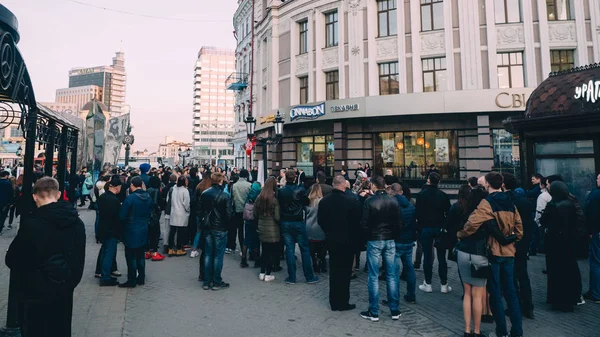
44, 121, 56, 177
57, 127, 68, 193
69, 130, 79, 203
124, 144, 130, 167
262, 141, 268, 182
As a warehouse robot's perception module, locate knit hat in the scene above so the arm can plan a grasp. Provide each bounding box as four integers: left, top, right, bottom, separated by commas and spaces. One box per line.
139, 163, 151, 174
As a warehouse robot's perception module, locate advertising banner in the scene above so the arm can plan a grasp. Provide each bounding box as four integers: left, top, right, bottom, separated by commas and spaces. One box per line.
104, 114, 129, 165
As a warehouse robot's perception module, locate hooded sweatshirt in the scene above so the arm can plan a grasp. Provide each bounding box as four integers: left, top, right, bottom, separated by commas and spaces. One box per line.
6, 201, 86, 299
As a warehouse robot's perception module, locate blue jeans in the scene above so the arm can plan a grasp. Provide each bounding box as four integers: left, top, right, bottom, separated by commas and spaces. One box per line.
193, 231, 201, 249
101, 238, 118, 281
420, 227, 447, 284
395, 242, 416, 301
203, 230, 228, 286
281, 221, 315, 283
590, 232, 600, 299
367, 240, 399, 316
125, 247, 145, 283
489, 256, 522, 336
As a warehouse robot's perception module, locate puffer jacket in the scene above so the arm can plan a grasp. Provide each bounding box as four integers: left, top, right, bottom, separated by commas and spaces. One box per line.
394, 195, 416, 244
278, 182, 309, 222
255, 199, 281, 243
458, 192, 523, 257
119, 189, 153, 249
361, 190, 403, 241
197, 184, 233, 232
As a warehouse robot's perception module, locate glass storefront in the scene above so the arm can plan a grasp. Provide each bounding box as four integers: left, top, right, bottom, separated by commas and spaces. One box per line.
492, 129, 521, 180
297, 135, 334, 177
374, 130, 458, 180
534, 140, 596, 202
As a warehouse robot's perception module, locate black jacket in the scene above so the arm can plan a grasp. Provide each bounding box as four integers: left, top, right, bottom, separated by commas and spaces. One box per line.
361, 190, 403, 241
6, 201, 86, 300
197, 184, 233, 231
395, 195, 416, 244
415, 184, 451, 228
97, 191, 122, 240
318, 189, 361, 245
277, 182, 309, 222
161, 182, 176, 211
506, 190, 535, 255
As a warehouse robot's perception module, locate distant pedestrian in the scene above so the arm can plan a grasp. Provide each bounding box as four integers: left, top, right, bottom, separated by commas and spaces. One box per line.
167, 176, 191, 257
97, 176, 123, 286
0, 171, 14, 234
119, 176, 153, 288
6, 177, 86, 337
318, 175, 361, 311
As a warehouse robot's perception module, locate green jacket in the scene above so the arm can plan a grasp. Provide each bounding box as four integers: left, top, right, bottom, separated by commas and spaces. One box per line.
231, 178, 252, 213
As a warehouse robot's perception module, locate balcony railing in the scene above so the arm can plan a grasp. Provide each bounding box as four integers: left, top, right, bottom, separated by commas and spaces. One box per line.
225, 72, 249, 91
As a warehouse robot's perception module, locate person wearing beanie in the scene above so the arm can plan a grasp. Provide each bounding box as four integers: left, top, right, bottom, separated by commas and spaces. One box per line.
139, 163, 151, 188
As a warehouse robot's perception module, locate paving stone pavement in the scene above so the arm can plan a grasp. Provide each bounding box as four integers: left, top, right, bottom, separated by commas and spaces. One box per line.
0, 209, 598, 337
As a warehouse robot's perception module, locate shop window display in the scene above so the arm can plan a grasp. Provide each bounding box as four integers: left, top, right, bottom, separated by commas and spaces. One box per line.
297, 135, 334, 177
374, 130, 458, 180
491, 129, 521, 180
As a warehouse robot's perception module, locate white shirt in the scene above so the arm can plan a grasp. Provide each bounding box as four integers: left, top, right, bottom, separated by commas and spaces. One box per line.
535, 188, 552, 226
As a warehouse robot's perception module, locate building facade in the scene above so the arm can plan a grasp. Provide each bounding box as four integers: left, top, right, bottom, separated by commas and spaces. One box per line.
239, 0, 600, 186
193, 46, 236, 165
158, 139, 192, 166
55, 85, 102, 113
39, 102, 80, 117
57, 51, 127, 114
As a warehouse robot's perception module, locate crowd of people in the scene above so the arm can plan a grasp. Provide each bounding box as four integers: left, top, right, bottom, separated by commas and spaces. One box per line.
3, 160, 600, 337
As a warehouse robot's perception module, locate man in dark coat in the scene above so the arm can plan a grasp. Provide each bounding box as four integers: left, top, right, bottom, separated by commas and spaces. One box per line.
97, 176, 123, 286
6, 177, 86, 337
502, 172, 535, 318
318, 175, 361, 311
0, 170, 14, 234
119, 176, 153, 288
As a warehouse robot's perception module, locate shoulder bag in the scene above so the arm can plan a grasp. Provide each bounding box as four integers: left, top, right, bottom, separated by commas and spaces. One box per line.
243, 200, 255, 221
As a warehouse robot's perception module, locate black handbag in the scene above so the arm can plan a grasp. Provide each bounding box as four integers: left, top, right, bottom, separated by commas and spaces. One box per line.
470, 255, 490, 279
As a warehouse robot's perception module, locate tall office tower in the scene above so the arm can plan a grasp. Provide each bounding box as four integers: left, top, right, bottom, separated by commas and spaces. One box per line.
193, 46, 236, 165
56, 51, 127, 114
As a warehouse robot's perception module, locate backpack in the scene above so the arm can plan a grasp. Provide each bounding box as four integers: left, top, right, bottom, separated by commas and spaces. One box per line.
165, 188, 174, 216
148, 188, 161, 227
243, 200, 255, 221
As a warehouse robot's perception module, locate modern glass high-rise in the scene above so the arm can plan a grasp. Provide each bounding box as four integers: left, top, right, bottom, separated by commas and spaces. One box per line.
193, 46, 236, 165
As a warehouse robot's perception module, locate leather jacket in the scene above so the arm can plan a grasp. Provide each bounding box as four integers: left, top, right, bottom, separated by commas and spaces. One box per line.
197, 184, 233, 231
361, 190, 403, 241
277, 182, 309, 222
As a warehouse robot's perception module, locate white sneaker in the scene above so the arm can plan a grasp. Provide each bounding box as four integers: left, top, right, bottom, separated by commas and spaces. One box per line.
418, 281, 432, 293
264, 275, 275, 282
190, 250, 199, 258
441, 284, 452, 294
259, 273, 266, 281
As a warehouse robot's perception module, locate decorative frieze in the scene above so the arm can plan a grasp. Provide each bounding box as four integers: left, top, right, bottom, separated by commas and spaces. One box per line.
420, 31, 445, 56
322, 47, 339, 69
376, 37, 398, 59
296, 53, 309, 75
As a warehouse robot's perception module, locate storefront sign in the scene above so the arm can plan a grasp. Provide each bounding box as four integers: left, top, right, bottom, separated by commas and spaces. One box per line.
290, 103, 325, 121
259, 114, 275, 124
495, 92, 527, 109
574, 80, 600, 103
73, 68, 97, 75
331, 104, 359, 113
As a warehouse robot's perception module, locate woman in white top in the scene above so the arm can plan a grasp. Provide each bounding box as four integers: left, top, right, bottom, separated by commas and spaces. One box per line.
167, 175, 190, 256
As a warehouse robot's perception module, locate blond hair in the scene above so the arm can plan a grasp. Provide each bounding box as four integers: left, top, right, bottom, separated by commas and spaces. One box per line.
308, 183, 323, 207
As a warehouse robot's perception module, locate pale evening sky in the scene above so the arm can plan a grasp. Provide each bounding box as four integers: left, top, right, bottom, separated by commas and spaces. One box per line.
3, 0, 238, 151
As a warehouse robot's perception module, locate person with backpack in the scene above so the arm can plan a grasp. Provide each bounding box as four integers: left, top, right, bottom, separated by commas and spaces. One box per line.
6, 177, 86, 336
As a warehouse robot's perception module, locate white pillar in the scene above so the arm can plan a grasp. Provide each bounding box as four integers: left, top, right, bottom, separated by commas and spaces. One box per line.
308, 10, 315, 102
444, 0, 455, 90
485, 0, 498, 89
290, 20, 299, 106
590, 0, 600, 63
574, 0, 589, 66
367, 0, 379, 96
338, 2, 346, 99
315, 10, 325, 101
348, 1, 366, 97
395, 0, 407, 93
410, 0, 423, 92
271, 15, 280, 112
522, 0, 537, 87
537, 0, 551, 79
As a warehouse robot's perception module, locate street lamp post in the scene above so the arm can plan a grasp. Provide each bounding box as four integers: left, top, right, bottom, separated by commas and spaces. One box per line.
178, 147, 191, 166
245, 111, 284, 182
123, 123, 134, 167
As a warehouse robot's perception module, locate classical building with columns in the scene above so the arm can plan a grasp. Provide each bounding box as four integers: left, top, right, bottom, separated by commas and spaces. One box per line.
234, 0, 600, 186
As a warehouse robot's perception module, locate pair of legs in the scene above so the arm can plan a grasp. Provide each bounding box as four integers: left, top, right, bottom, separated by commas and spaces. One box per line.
168, 226, 187, 250
329, 242, 354, 310
20, 291, 74, 337
203, 230, 228, 287
309, 241, 327, 273
260, 242, 279, 275
395, 242, 416, 302
588, 232, 600, 299
0, 204, 10, 232
100, 238, 119, 282
366, 240, 399, 316
148, 221, 161, 252
421, 227, 448, 285
124, 247, 146, 285
227, 212, 245, 254
281, 221, 316, 283
95, 238, 118, 275
488, 256, 522, 337
463, 283, 486, 335
514, 250, 533, 315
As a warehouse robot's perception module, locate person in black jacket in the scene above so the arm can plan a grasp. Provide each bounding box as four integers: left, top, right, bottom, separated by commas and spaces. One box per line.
277, 170, 319, 284
318, 175, 361, 311
97, 176, 123, 286
502, 172, 535, 319
197, 172, 233, 290
6, 177, 86, 337
415, 172, 451, 294
359, 176, 402, 322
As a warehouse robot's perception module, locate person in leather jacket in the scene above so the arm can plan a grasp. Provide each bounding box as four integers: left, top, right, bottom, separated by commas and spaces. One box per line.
197, 172, 233, 290
277, 170, 319, 284
359, 176, 402, 322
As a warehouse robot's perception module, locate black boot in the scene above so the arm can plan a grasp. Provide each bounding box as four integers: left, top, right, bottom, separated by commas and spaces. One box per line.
319, 259, 327, 273
240, 257, 249, 268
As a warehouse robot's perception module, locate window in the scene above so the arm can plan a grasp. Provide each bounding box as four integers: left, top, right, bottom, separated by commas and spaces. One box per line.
299, 76, 309, 104
420, 0, 444, 32
325, 11, 338, 47
422, 57, 447, 92
297, 135, 335, 177
325, 71, 339, 100
546, 0, 571, 21
10, 127, 23, 138
491, 129, 521, 179
497, 52, 524, 88
379, 62, 399, 95
299, 21, 308, 54
550, 50, 574, 72
377, 0, 398, 37
374, 130, 458, 180
494, 0, 520, 23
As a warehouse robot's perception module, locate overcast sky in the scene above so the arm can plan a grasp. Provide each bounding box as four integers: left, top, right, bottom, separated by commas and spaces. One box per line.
4, 0, 238, 151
